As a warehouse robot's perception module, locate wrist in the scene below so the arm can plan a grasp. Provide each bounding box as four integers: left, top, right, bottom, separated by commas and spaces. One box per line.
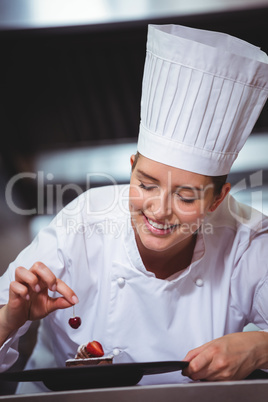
257, 331, 268, 370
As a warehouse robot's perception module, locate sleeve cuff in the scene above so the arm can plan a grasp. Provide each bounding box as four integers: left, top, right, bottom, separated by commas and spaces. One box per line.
0, 321, 32, 373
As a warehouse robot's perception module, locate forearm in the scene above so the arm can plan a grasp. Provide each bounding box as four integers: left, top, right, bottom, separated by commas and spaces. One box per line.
0, 314, 31, 373
0, 304, 22, 348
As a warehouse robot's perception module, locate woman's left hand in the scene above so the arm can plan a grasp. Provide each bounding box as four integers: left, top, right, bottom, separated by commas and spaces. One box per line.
182, 331, 268, 381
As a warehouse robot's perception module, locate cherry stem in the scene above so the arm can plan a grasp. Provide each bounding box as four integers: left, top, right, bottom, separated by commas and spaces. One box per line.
73, 305, 75, 318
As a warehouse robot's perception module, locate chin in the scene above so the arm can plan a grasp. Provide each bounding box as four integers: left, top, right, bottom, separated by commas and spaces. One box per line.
139, 235, 180, 253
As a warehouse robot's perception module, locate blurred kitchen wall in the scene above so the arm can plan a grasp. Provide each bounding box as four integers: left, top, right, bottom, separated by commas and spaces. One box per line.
0, 0, 268, 274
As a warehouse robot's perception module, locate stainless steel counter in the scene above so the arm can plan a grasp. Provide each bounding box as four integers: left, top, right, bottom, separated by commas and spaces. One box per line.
1, 380, 268, 402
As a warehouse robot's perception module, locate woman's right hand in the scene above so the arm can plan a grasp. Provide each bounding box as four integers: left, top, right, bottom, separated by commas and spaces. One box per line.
0, 262, 78, 345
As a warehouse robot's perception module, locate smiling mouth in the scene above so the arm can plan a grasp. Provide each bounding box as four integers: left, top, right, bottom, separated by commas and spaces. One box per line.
146, 216, 179, 231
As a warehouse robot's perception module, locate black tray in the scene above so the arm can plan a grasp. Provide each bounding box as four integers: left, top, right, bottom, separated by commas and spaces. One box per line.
0, 361, 189, 391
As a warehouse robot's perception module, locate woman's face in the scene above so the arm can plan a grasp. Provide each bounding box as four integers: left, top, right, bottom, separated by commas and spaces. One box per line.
129, 154, 229, 254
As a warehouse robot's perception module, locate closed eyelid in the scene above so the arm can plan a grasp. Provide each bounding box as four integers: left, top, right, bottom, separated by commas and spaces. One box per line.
175, 186, 203, 197
139, 182, 158, 190
176, 192, 200, 200
176, 190, 199, 197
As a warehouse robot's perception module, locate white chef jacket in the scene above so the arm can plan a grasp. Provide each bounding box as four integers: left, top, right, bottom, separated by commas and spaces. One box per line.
0, 184, 268, 393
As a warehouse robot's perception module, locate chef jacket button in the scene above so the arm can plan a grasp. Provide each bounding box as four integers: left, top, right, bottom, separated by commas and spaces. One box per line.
113, 348, 120, 356
117, 277, 125, 287
195, 278, 203, 287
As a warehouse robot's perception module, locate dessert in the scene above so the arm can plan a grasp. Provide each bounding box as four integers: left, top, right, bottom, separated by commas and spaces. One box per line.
66, 341, 113, 367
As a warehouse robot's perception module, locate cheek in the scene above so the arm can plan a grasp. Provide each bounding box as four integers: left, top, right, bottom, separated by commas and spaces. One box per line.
129, 199, 140, 213
129, 186, 144, 212
173, 202, 210, 223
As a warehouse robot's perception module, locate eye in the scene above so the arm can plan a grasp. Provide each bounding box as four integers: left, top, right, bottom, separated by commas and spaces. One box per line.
139, 182, 157, 191
176, 194, 196, 204
181, 198, 195, 204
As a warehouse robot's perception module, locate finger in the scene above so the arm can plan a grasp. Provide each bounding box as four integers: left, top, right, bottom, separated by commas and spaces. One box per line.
15, 266, 42, 294
52, 278, 79, 305
183, 342, 209, 364
29, 262, 79, 304
10, 280, 30, 301
29, 262, 58, 292
182, 351, 213, 380
47, 296, 74, 313
183, 348, 200, 362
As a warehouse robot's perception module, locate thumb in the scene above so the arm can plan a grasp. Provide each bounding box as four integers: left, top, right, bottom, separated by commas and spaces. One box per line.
183, 348, 201, 362
47, 296, 74, 314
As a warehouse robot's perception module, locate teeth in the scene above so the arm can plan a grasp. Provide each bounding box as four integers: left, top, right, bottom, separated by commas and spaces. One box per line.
147, 218, 175, 230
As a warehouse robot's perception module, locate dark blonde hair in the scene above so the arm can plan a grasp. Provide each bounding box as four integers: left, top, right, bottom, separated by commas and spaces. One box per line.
131, 152, 227, 196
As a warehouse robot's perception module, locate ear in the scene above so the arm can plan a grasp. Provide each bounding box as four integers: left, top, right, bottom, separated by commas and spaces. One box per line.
130, 154, 135, 167
209, 183, 231, 212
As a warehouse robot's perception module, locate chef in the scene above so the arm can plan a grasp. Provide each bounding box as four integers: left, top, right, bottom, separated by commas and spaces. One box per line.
0, 24, 268, 394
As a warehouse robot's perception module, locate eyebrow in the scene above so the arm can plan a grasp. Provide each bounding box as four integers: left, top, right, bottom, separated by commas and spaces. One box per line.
136, 169, 159, 182
136, 169, 205, 192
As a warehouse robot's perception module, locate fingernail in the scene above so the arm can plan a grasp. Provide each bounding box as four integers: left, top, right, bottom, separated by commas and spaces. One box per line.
35, 284, 41, 293
51, 284, 57, 292
72, 295, 79, 304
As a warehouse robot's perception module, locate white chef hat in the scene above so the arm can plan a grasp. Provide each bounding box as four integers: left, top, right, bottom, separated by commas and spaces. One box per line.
137, 24, 268, 176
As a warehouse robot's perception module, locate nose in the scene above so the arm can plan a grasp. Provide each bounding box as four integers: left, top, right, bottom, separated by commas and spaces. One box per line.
145, 189, 172, 220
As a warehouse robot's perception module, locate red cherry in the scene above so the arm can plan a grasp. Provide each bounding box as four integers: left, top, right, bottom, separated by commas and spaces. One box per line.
69, 316, 81, 329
